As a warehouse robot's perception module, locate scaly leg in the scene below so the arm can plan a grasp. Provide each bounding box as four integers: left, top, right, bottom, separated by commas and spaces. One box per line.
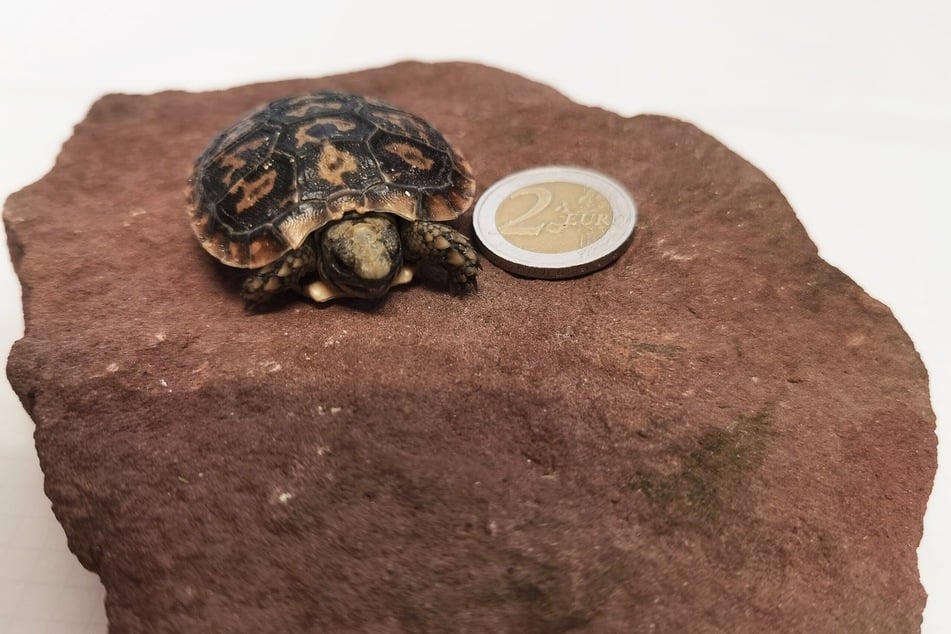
400, 221, 480, 294
242, 241, 317, 304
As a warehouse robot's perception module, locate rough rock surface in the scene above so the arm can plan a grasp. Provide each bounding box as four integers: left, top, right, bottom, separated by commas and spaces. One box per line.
4, 62, 936, 632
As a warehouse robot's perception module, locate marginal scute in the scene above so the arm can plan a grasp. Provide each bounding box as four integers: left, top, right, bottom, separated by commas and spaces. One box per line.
421, 192, 457, 221
228, 239, 246, 264
276, 206, 325, 251
189, 91, 475, 269
324, 193, 364, 218
364, 185, 419, 220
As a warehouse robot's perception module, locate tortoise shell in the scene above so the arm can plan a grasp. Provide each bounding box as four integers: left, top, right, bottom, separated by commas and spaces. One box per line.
189, 91, 476, 269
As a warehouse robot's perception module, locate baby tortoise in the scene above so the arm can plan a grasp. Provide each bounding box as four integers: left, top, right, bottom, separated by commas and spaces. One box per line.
189, 91, 479, 303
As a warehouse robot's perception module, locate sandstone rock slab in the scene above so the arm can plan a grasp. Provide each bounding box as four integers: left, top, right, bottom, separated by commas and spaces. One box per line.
4, 62, 936, 632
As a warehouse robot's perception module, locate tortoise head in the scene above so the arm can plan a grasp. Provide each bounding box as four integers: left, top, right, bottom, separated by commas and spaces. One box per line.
316, 213, 403, 299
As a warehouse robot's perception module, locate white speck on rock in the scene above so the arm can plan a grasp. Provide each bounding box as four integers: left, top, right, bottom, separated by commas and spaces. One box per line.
278, 491, 294, 504
106, 363, 119, 373
322, 330, 348, 347
661, 250, 696, 262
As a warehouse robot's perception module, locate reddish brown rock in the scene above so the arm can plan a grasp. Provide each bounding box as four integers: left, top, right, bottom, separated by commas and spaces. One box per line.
4, 62, 936, 632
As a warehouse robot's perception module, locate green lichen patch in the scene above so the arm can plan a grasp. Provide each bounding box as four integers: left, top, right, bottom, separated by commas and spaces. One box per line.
631, 411, 772, 534
628, 341, 683, 360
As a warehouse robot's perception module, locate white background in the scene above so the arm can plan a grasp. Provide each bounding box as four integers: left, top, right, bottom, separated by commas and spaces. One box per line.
1, 1, 949, 631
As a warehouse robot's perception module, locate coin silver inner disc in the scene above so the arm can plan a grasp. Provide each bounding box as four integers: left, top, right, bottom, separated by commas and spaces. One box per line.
473, 166, 637, 279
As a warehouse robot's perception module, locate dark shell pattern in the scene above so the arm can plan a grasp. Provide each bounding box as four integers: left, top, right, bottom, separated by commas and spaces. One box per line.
190, 91, 476, 268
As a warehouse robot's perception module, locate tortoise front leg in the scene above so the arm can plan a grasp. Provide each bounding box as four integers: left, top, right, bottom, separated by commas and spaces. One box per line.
242, 241, 317, 304
400, 220, 480, 294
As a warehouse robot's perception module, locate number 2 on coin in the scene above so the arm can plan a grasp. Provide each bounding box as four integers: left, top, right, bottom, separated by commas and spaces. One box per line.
498, 186, 552, 236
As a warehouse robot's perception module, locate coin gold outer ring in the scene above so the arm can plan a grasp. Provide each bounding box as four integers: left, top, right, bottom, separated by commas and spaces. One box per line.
473, 166, 637, 279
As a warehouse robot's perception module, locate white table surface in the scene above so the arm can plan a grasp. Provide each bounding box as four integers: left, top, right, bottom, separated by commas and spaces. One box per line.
2, 1, 949, 631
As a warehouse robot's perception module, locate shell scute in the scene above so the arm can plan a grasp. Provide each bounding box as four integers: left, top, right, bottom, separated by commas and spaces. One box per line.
216, 153, 299, 232
360, 105, 446, 150
371, 132, 452, 190
265, 93, 352, 123
198, 127, 279, 204
279, 114, 375, 154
